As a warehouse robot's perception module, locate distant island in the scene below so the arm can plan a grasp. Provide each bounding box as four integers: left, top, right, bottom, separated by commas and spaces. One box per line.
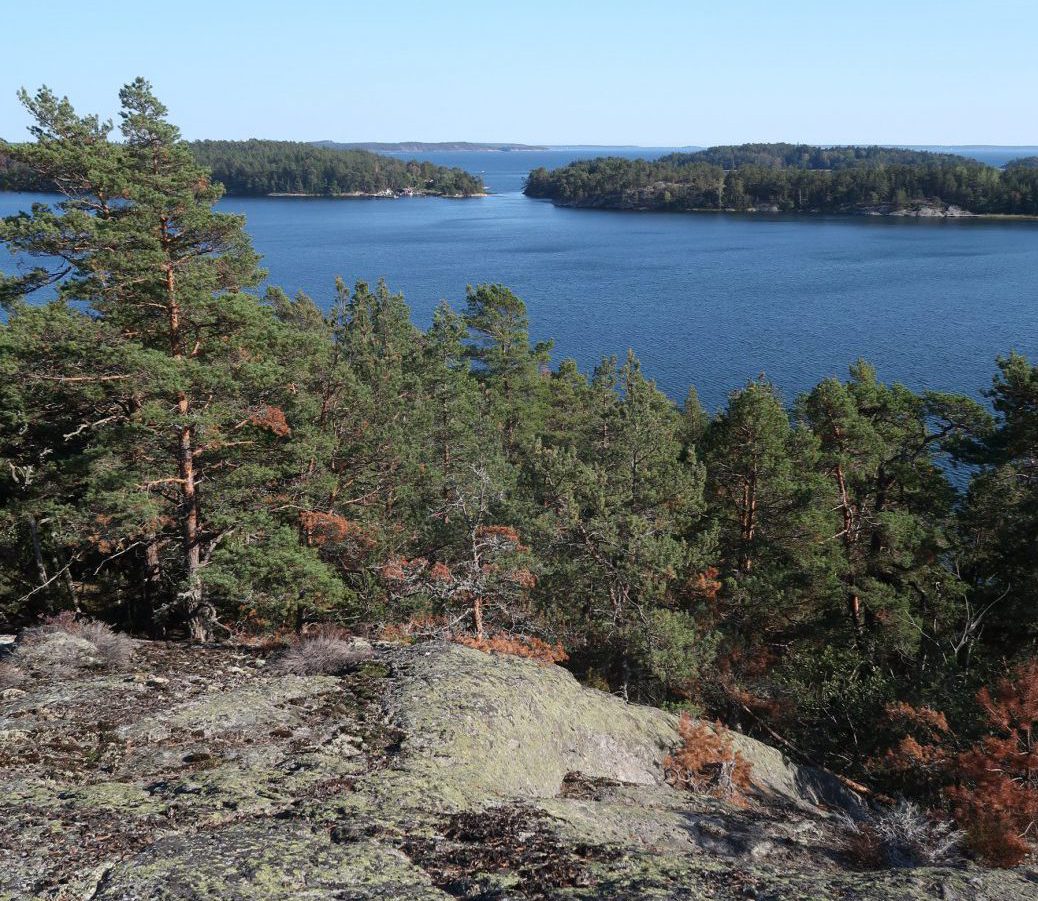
0, 139, 486, 198
524, 143, 1038, 216
313, 141, 548, 153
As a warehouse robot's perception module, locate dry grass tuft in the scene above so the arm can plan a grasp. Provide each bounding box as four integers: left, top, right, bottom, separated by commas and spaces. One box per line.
274, 632, 372, 676
19, 612, 135, 671
843, 801, 963, 869
0, 660, 24, 690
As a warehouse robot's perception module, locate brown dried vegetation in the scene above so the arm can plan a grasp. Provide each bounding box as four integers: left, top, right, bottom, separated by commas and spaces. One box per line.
948, 660, 1038, 866
664, 714, 753, 801
878, 659, 1038, 866
452, 632, 569, 665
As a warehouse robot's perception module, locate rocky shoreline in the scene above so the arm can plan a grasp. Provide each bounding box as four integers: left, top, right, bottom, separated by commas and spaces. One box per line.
267, 189, 488, 199
542, 194, 993, 218
531, 182, 1038, 218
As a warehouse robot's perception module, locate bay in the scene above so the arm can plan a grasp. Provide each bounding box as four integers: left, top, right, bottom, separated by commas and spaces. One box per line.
2, 146, 1036, 409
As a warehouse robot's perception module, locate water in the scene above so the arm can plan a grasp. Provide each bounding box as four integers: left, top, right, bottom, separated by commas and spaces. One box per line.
377, 148, 682, 194
2, 147, 1037, 409
907, 146, 1038, 168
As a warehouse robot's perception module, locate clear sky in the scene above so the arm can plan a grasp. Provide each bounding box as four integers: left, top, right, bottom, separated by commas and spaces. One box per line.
1, 0, 1035, 146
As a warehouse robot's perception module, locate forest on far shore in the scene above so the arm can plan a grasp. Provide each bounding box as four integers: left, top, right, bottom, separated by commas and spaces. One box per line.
525, 143, 1038, 215
3, 81, 1038, 867
0, 137, 485, 197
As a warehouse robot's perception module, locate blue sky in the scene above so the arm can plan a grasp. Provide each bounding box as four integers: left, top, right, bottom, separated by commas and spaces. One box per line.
1, 0, 1035, 145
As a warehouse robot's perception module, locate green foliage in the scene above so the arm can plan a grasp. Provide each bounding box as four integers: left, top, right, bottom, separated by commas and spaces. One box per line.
954, 353, 1038, 655
529, 353, 712, 698
0, 137, 485, 198
525, 143, 1038, 215
3, 82, 1038, 815
642, 607, 719, 698
202, 525, 350, 629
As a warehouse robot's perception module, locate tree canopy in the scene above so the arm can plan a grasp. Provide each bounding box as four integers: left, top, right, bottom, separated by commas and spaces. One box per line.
3, 82, 1038, 864
525, 144, 1038, 215
0, 136, 485, 197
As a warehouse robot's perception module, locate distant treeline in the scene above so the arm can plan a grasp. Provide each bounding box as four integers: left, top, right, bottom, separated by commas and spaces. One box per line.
524, 143, 1038, 215
314, 140, 548, 152
0, 138, 485, 197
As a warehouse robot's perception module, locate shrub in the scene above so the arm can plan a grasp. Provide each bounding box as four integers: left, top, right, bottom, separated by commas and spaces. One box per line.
947, 659, 1038, 867
874, 659, 1038, 867
452, 632, 568, 665
377, 614, 448, 645
19, 613, 134, 670
274, 632, 372, 676
228, 626, 293, 653
843, 801, 963, 869
663, 714, 753, 801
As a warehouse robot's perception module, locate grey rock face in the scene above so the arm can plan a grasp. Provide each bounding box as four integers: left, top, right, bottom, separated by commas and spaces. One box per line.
379, 642, 860, 811
2, 639, 1035, 900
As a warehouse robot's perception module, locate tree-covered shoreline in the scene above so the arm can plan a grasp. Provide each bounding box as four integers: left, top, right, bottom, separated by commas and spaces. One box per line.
0, 137, 486, 198
4, 83, 1038, 865
525, 143, 1038, 216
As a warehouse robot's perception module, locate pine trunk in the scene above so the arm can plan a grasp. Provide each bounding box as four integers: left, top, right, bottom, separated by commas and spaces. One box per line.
473, 594, 485, 640
164, 241, 210, 642
179, 410, 208, 641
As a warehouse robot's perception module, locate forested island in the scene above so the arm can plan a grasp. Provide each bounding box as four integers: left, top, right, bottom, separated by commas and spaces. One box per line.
525, 143, 1038, 215
0, 137, 485, 198
314, 140, 547, 152
3, 81, 1038, 886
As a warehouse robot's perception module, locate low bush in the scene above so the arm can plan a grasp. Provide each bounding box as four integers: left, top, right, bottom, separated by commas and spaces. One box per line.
377, 615, 448, 645
18, 613, 135, 670
663, 714, 753, 801
947, 659, 1038, 867
843, 801, 963, 869
876, 658, 1038, 866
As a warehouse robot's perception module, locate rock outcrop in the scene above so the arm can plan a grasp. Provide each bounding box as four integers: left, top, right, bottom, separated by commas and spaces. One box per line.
1, 638, 1035, 899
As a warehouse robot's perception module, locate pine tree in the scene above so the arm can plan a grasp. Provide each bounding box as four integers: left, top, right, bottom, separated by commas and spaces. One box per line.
532, 352, 712, 699
955, 353, 1038, 658
702, 377, 837, 663
463, 284, 551, 457
0, 81, 333, 637
705, 378, 805, 575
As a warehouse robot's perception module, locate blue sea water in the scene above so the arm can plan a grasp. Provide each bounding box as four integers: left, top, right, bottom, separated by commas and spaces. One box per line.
2, 146, 1037, 410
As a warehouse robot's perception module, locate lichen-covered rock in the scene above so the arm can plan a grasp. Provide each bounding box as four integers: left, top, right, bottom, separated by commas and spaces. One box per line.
90, 824, 448, 900
117, 673, 340, 743
2, 639, 1036, 900
378, 641, 859, 812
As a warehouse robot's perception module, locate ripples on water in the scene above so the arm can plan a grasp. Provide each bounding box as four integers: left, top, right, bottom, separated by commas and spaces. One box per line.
1, 146, 1036, 409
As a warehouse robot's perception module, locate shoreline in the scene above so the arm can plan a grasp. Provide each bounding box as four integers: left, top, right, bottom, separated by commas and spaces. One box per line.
531, 197, 1038, 220
265, 190, 489, 199
0, 188, 490, 201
